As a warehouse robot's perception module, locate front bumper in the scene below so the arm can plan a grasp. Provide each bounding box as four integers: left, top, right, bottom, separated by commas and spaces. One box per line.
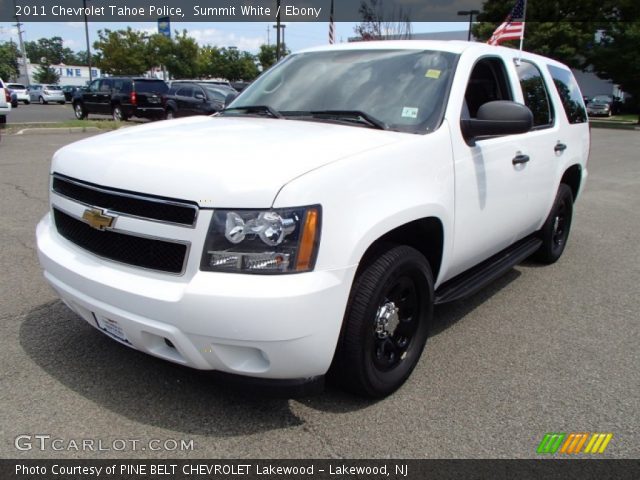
36, 213, 354, 379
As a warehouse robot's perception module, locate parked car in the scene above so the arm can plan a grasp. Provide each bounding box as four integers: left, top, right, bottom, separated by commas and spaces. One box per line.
29, 84, 66, 104
0, 78, 11, 124
586, 94, 623, 117
6, 83, 30, 104
37, 41, 590, 397
73, 77, 168, 121
163, 81, 231, 119
62, 85, 84, 102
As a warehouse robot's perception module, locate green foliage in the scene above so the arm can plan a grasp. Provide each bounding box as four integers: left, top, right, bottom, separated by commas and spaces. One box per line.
199, 46, 259, 81
33, 61, 60, 84
148, 31, 201, 79
0, 41, 20, 80
590, 21, 640, 120
93, 28, 151, 75
257, 44, 290, 71
25, 36, 78, 65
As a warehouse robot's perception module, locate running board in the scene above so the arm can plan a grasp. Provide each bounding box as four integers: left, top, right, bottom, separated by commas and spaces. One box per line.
434, 236, 542, 305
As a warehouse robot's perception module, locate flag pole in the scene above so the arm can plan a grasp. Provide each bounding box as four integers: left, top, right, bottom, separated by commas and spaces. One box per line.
517, 0, 527, 63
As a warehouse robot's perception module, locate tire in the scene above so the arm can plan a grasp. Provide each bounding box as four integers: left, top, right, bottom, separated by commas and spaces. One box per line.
533, 184, 574, 264
165, 109, 175, 120
330, 245, 434, 398
58, 101, 65, 105
0, 115, 6, 125
73, 102, 87, 120
12, 100, 18, 108
24, 100, 30, 105
112, 105, 124, 122
39, 96, 47, 105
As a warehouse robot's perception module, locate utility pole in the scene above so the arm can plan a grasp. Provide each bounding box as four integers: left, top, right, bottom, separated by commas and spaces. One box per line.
267, 24, 270, 45
275, 0, 281, 60
83, 0, 93, 82
12, 1, 30, 86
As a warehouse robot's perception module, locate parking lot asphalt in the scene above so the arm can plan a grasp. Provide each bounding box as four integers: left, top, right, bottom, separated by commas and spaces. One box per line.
0, 128, 638, 459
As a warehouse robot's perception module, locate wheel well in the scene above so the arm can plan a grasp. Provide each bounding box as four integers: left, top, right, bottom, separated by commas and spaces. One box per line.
561, 164, 582, 201
357, 218, 444, 281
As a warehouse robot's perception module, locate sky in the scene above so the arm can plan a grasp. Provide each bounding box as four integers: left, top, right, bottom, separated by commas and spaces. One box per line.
0, 21, 467, 56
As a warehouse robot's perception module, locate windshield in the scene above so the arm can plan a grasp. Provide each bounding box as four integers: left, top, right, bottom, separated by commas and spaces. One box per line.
9, 84, 26, 89
46, 85, 62, 90
229, 49, 458, 134
591, 95, 612, 103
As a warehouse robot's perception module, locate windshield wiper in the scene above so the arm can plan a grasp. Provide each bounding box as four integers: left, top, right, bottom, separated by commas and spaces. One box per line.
222, 105, 283, 119
306, 110, 388, 130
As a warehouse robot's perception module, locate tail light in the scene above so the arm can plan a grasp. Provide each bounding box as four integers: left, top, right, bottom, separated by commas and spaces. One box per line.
4, 89, 10, 103
130, 91, 137, 106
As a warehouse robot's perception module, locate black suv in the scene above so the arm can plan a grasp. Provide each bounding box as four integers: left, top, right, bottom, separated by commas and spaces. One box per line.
73, 77, 168, 121
163, 81, 236, 119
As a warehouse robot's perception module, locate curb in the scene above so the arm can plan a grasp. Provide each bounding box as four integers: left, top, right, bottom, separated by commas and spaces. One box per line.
14, 127, 103, 135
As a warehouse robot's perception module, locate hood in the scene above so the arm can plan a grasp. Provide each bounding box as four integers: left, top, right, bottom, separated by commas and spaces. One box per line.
52, 116, 403, 207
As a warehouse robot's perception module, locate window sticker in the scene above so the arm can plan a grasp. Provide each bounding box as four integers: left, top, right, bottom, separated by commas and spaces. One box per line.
425, 69, 441, 79
401, 107, 419, 119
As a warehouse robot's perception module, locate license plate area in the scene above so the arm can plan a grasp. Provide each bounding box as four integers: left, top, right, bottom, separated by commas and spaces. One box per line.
93, 314, 130, 344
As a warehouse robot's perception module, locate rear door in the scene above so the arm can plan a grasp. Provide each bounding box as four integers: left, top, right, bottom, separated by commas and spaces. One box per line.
133, 80, 167, 109
511, 57, 560, 226
175, 85, 195, 116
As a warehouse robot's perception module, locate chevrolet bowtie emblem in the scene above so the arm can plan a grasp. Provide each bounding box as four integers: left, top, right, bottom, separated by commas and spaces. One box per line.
82, 208, 116, 230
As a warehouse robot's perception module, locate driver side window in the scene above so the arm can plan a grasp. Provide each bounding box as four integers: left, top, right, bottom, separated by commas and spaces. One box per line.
463, 57, 513, 119
88, 80, 100, 93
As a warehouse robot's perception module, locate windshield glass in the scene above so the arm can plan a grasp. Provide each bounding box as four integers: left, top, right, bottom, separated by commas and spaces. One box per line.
46, 85, 62, 90
230, 49, 458, 133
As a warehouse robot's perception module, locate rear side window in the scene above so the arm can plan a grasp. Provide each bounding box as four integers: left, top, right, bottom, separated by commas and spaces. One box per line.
516, 60, 553, 128
134, 81, 168, 94
112, 79, 130, 93
547, 65, 587, 124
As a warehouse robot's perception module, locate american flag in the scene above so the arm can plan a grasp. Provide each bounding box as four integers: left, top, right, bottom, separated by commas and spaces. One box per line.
329, 0, 335, 44
488, 0, 526, 46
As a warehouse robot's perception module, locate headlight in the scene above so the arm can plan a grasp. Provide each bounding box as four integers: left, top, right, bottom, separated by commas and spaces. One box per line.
200, 206, 321, 274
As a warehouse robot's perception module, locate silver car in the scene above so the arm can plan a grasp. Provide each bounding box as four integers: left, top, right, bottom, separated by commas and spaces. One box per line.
29, 84, 66, 104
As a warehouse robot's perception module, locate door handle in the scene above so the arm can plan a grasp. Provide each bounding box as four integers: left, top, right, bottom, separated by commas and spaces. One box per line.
512, 154, 530, 165
555, 142, 567, 153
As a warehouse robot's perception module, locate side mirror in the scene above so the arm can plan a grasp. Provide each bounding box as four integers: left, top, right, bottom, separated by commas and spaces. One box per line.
195, 92, 205, 101
225, 92, 238, 107
461, 100, 533, 142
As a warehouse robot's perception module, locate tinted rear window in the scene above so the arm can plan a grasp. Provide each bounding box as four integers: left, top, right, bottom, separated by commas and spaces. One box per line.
547, 65, 587, 124
9, 84, 26, 89
134, 81, 168, 94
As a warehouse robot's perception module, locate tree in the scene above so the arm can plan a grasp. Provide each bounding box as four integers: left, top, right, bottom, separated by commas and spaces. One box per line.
25, 36, 76, 65
354, 0, 412, 41
33, 61, 60, 84
590, 21, 640, 122
93, 28, 151, 75
257, 44, 290, 71
0, 41, 20, 81
199, 46, 259, 81
148, 31, 200, 79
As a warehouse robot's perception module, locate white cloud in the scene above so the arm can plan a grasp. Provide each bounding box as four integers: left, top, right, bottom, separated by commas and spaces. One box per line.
63, 38, 80, 49
186, 28, 264, 52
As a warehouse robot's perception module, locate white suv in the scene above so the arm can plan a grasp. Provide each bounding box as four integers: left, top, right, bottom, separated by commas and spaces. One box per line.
36, 41, 589, 397
0, 78, 12, 124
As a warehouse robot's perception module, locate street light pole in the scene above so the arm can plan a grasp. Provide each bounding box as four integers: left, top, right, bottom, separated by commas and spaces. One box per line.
83, 0, 93, 83
458, 10, 480, 41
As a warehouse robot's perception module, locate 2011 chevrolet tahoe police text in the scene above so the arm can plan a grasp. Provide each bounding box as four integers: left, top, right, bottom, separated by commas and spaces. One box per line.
36, 41, 590, 397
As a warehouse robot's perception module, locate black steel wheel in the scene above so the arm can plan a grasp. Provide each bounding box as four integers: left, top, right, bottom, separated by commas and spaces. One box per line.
330, 245, 433, 398
534, 183, 574, 264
